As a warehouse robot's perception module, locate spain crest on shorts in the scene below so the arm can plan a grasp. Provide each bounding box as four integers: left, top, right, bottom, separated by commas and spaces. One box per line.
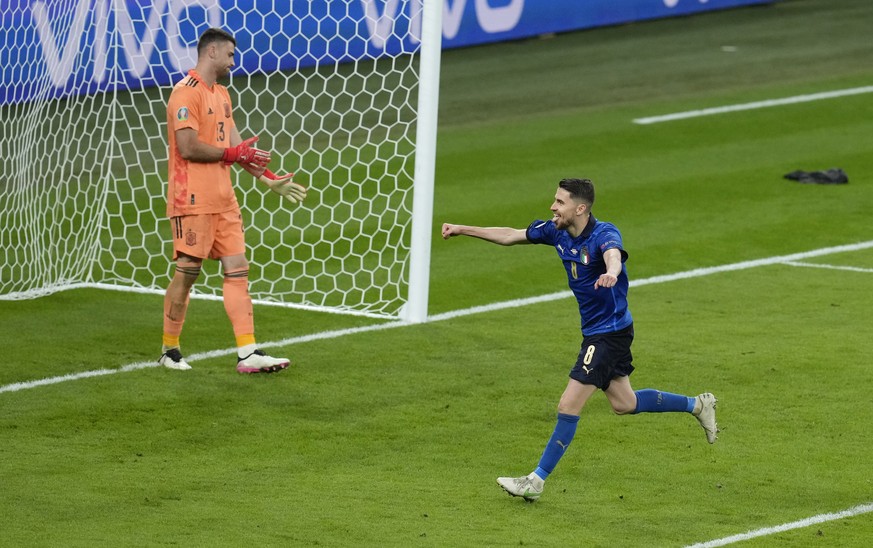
185, 229, 197, 247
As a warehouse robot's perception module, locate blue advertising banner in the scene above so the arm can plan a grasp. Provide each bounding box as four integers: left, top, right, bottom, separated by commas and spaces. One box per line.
1, 0, 772, 105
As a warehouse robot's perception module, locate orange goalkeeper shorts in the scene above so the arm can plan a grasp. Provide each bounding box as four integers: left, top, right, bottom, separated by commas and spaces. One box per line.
169, 209, 246, 261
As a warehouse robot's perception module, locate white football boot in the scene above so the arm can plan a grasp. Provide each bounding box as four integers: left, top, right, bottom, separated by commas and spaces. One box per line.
693, 393, 719, 444
236, 350, 290, 374
159, 348, 192, 371
497, 473, 544, 502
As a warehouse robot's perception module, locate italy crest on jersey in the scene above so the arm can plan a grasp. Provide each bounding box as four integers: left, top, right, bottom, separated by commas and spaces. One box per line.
176, 107, 189, 122
580, 246, 590, 265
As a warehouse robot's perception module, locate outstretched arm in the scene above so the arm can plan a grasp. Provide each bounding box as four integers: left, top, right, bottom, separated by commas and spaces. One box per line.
441, 223, 529, 246
593, 247, 623, 289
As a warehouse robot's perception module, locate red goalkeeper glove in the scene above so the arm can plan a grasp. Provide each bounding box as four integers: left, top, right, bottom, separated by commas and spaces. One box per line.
258, 169, 307, 204
222, 136, 271, 167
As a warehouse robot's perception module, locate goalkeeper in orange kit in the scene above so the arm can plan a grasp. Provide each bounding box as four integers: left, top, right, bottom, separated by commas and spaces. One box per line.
160, 27, 306, 373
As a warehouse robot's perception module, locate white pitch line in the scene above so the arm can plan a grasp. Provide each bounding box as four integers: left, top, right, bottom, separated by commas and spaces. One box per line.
684, 502, 873, 548
2, 239, 873, 395
783, 261, 873, 274
0, 323, 407, 394
633, 85, 873, 125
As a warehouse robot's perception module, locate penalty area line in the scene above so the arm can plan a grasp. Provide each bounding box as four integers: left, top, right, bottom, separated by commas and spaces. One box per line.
684, 502, 873, 548
633, 85, 873, 125
2, 239, 873, 395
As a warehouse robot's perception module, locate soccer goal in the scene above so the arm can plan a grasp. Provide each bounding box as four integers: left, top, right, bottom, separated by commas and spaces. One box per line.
0, 0, 440, 322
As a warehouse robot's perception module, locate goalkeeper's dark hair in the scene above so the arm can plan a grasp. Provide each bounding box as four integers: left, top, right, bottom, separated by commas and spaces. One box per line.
558, 178, 595, 207
197, 28, 236, 56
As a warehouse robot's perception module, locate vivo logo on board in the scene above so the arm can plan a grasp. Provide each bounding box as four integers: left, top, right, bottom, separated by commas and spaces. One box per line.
32, 0, 219, 87
363, 0, 525, 47
26, 0, 750, 91
33, 0, 526, 87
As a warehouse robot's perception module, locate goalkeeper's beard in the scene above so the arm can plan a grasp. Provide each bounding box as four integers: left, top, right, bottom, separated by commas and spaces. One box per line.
216, 65, 232, 82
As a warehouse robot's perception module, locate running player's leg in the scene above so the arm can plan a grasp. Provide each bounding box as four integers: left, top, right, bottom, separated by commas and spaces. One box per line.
498, 337, 607, 501
529, 352, 604, 482
602, 376, 637, 414
607, 377, 695, 415
497, 379, 595, 501
535, 378, 597, 477
606, 377, 719, 443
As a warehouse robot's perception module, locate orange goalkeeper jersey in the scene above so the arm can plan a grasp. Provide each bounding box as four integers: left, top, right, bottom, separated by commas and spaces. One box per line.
166, 70, 239, 217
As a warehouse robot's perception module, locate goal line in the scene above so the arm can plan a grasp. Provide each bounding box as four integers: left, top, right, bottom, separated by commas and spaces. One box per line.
3, 239, 872, 396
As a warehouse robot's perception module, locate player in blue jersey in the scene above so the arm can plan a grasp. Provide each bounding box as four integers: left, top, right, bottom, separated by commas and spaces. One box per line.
441, 178, 718, 502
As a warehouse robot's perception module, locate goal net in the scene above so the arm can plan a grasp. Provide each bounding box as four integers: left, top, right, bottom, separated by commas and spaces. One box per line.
0, 0, 437, 320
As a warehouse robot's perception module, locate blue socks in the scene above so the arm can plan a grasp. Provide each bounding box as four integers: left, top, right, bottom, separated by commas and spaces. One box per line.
633, 389, 695, 414
534, 413, 579, 481
531, 392, 693, 481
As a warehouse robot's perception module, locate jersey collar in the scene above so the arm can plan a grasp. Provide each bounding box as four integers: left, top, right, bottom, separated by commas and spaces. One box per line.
187, 69, 214, 91
576, 215, 597, 240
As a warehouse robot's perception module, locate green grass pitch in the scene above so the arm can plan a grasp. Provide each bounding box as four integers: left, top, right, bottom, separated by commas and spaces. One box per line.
2, 0, 873, 545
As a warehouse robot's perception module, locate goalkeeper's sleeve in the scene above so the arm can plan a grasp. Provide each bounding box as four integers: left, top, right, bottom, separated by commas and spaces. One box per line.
258, 169, 307, 204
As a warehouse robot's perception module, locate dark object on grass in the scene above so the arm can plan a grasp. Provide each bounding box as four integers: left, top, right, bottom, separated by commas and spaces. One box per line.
783, 168, 848, 184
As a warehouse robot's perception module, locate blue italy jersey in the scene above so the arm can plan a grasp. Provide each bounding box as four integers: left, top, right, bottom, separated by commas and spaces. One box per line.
526, 216, 632, 336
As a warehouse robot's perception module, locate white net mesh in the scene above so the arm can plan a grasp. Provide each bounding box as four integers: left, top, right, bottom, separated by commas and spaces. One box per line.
1, 1, 424, 319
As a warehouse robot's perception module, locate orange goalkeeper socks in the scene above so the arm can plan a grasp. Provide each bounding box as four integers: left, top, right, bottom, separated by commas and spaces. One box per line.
223, 268, 255, 339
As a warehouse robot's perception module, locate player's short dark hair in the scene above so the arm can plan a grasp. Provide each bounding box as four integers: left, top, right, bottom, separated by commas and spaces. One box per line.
558, 178, 595, 207
197, 28, 236, 56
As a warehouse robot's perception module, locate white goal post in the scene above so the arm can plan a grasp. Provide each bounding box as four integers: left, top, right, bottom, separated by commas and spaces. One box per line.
0, 0, 441, 323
